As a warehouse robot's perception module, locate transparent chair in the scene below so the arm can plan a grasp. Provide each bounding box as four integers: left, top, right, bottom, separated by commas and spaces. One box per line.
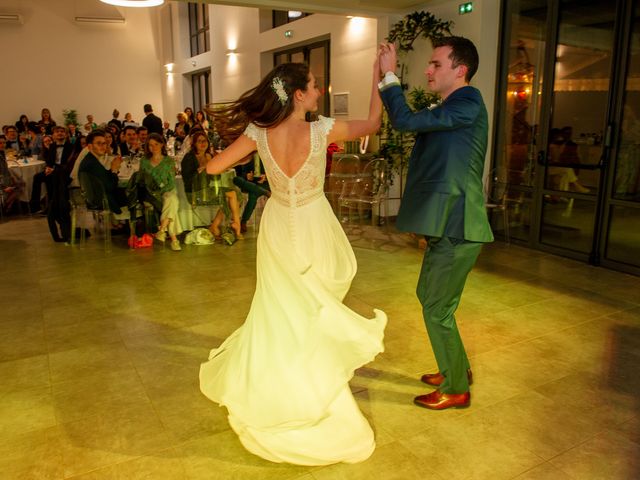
78, 171, 131, 252
191, 169, 243, 234
485, 169, 510, 244
325, 154, 361, 213
338, 158, 389, 226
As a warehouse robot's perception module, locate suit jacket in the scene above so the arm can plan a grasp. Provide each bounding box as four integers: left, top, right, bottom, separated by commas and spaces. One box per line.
78, 152, 122, 214
142, 113, 163, 135
45, 141, 74, 172
380, 84, 493, 243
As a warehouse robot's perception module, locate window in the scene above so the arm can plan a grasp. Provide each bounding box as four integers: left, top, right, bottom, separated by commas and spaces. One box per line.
273, 40, 329, 120
272, 10, 312, 29
189, 3, 210, 57
192, 70, 210, 114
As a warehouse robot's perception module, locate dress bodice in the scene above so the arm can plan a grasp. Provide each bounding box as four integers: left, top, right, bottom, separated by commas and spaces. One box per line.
243, 116, 334, 208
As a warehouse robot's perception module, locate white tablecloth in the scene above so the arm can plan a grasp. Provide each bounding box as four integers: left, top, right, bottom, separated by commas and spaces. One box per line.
8, 159, 45, 202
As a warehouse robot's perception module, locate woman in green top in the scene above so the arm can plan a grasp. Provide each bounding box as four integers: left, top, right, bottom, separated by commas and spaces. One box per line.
139, 133, 183, 251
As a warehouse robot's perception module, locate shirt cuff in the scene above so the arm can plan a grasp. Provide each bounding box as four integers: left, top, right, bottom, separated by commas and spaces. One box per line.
378, 72, 401, 91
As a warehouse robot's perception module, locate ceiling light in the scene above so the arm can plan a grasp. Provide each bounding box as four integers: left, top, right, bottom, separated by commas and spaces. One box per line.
0, 13, 23, 24
100, 0, 164, 7
288, 11, 302, 18
75, 16, 125, 24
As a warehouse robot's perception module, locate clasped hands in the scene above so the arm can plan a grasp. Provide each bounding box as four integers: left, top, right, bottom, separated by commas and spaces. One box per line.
376, 42, 398, 78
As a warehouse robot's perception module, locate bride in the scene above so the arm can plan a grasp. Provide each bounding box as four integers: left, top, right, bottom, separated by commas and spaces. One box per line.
200, 53, 387, 466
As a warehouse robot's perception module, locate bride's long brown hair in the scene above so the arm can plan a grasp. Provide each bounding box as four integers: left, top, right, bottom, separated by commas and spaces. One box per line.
206, 62, 310, 147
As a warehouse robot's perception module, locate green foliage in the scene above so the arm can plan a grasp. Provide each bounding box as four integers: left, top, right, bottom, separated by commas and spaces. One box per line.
387, 11, 453, 53
408, 87, 440, 112
378, 11, 451, 183
62, 109, 79, 127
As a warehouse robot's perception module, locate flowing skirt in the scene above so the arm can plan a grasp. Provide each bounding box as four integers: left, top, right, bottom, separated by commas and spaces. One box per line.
199, 195, 387, 465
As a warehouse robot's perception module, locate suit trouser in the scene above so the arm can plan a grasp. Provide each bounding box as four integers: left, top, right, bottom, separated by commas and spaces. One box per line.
417, 236, 483, 394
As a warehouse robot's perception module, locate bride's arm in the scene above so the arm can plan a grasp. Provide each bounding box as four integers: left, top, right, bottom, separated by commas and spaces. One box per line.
328, 52, 382, 143
206, 134, 256, 174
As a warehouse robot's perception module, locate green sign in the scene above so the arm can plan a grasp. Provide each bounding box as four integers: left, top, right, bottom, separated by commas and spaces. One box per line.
459, 2, 473, 14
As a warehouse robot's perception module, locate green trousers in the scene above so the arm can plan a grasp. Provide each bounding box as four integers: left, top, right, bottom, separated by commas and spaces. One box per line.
417, 236, 483, 394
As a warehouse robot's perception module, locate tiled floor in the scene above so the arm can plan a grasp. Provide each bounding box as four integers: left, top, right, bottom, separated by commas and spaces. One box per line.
1, 216, 639, 479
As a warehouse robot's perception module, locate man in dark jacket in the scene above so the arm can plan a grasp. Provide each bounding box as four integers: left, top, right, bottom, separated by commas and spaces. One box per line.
142, 104, 163, 136
379, 37, 493, 410
30, 125, 73, 213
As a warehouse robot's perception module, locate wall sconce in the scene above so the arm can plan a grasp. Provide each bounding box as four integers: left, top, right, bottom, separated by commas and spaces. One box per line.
226, 49, 237, 56
284, 30, 293, 38
191, 60, 196, 67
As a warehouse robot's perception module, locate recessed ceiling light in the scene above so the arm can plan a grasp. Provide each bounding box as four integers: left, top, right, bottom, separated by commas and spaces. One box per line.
100, 0, 165, 7
288, 11, 302, 18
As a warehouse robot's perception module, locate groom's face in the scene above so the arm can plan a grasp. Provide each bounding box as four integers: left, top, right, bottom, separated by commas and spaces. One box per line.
425, 46, 464, 97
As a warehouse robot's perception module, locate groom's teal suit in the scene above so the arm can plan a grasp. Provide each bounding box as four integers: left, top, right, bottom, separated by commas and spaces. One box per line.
380, 81, 493, 394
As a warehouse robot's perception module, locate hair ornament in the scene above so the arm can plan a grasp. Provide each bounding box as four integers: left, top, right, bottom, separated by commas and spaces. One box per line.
271, 77, 288, 105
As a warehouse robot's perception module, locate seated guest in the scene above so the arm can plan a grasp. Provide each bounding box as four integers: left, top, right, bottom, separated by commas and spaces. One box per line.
38, 108, 56, 135
195, 110, 209, 130
78, 130, 128, 215
39, 135, 53, 161
174, 112, 190, 141
4, 125, 25, 153
15, 114, 30, 134
136, 126, 149, 150
0, 136, 25, 214
24, 123, 43, 156
123, 112, 138, 128
163, 121, 175, 139
181, 131, 243, 240
136, 133, 182, 251
120, 125, 140, 157
84, 114, 97, 133
233, 154, 270, 233
108, 109, 123, 130
105, 129, 120, 156
30, 126, 73, 212
67, 123, 82, 145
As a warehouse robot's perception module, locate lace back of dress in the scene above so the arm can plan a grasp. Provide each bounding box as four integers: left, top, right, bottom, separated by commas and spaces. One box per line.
245, 117, 334, 208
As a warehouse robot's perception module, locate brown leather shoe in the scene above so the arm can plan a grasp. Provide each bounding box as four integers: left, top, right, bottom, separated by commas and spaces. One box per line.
414, 390, 470, 410
420, 369, 473, 387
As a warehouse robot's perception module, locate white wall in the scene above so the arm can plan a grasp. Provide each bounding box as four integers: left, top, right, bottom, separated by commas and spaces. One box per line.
0, 0, 165, 128
257, 14, 379, 121
160, 3, 261, 117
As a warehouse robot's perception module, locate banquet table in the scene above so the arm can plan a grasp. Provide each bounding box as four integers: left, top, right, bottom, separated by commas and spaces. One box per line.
7, 158, 45, 202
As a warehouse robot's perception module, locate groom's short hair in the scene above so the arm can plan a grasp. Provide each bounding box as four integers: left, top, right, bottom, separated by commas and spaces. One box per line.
432, 36, 479, 82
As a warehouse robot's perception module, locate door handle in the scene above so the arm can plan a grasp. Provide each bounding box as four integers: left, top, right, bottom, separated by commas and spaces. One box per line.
537, 150, 547, 165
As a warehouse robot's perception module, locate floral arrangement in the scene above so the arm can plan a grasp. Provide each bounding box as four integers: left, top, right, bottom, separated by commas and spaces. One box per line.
271, 77, 288, 105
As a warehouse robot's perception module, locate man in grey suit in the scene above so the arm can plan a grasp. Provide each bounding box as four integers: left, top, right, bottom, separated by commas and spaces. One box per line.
378, 36, 493, 410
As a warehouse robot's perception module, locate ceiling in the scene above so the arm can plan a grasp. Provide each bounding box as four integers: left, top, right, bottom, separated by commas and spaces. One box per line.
173, 0, 433, 16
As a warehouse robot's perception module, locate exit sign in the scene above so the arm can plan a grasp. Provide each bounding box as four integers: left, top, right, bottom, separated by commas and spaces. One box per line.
459, 2, 473, 14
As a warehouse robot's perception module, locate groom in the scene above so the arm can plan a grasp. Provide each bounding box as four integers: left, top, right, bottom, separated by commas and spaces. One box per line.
378, 37, 493, 409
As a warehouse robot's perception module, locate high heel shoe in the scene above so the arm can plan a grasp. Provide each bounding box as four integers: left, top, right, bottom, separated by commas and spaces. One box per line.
231, 222, 244, 240
209, 225, 222, 241
154, 230, 167, 243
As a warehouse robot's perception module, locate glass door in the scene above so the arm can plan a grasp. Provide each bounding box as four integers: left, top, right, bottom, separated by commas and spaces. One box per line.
537, 0, 617, 255
493, 0, 640, 274
601, 1, 640, 271
492, 0, 549, 242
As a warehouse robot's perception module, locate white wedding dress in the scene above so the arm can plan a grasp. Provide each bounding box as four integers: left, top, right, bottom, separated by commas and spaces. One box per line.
199, 116, 387, 466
